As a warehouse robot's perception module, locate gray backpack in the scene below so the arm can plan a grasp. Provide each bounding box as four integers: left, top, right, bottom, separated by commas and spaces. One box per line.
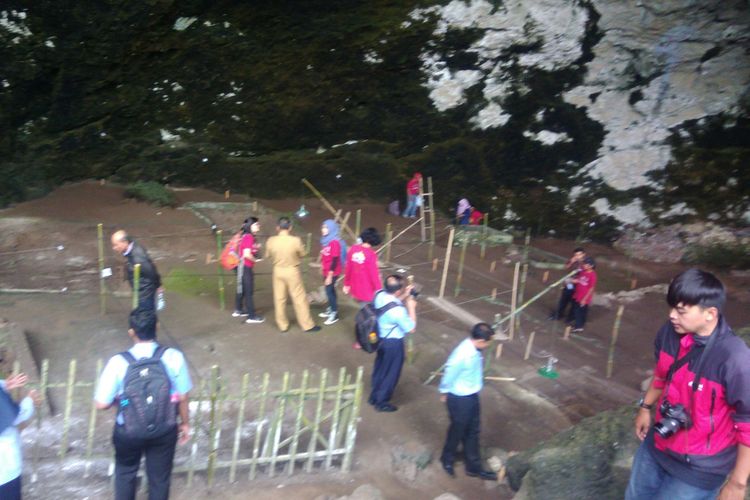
118, 345, 176, 439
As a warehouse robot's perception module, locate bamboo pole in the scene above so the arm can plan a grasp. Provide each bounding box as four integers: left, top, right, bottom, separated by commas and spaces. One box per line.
230, 373, 250, 482
631, 278, 638, 290
425, 269, 576, 384
59, 359, 77, 459
301, 178, 357, 240
287, 370, 309, 476
495, 344, 503, 360
524, 331, 536, 361
269, 371, 290, 477
439, 227, 455, 299
480, 212, 489, 260
341, 212, 351, 234
216, 231, 226, 310
325, 368, 346, 470
428, 177, 436, 249
305, 369, 328, 473
507, 262, 520, 344
522, 228, 531, 263
384, 223, 393, 263
249, 372, 271, 480
304, 232, 312, 277
514, 263, 529, 332
606, 305, 626, 378
563, 325, 572, 340
355, 209, 362, 239
491, 287, 497, 300
542, 270, 549, 283
454, 236, 468, 297
84, 359, 103, 478
490, 260, 496, 272
97, 223, 106, 315
342, 366, 364, 472
207, 365, 220, 487
375, 217, 422, 256
31, 359, 48, 483
432, 258, 438, 272
132, 264, 140, 309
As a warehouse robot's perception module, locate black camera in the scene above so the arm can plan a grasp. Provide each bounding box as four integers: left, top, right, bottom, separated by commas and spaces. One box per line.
654, 400, 692, 439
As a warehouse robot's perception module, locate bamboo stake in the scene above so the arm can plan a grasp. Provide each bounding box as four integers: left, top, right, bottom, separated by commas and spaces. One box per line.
253, 201, 258, 213
216, 231, 226, 310
249, 372, 271, 480
491, 288, 497, 300
495, 344, 503, 360
384, 223, 393, 263
230, 373, 250, 482
454, 236, 468, 297
419, 176, 426, 242
606, 305, 626, 378
563, 325, 572, 340
59, 359, 77, 459
84, 359, 103, 478
432, 258, 438, 272
341, 212, 351, 234
514, 263, 529, 332
428, 177, 436, 249
631, 278, 638, 290
490, 260, 496, 272
269, 371, 290, 477
439, 227, 455, 299
325, 368, 346, 470
207, 365, 220, 487
287, 370, 309, 476
31, 359, 48, 483
485, 376, 517, 382
187, 378, 207, 486
480, 212, 489, 260
542, 270, 549, 283
342, 367, 364, 472
523, 228, 531, 262
355, 209, 362, 239
524, 331, 536, 361
97, 223, 106, 315
507, 262, 520, 344
225, 190, 230, 200
305, 369, 328, 473
301, 179, 357, 240
132, 264, 141, 309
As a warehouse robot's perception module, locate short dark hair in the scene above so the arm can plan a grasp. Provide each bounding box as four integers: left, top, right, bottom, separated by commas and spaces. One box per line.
471, 323, 494, 341
583, 256, 596, 268
666, 268, 725, 312
242, 216, 259, 233
278, 217, 292, 230
573, 247, 585, 254
384, 274, 404, 294
360, 227, 381, 246
129, 308, 157, 341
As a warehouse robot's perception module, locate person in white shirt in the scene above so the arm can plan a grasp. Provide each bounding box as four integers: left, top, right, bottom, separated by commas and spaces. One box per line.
439, 323, 497, 481
0, 373, 40, 500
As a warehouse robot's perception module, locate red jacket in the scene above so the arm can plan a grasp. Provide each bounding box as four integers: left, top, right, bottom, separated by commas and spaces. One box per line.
651, 318, 750, 475
343, 244, 381, 302
406, 177, 420, 195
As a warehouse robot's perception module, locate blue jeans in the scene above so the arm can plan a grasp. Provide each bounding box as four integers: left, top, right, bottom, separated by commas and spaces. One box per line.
402, 195, 418, 217
625, 442, 722, 500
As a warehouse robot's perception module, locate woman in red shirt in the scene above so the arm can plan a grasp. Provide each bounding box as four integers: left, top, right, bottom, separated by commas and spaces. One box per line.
344, 227, 383, 348
402, 172, 422, 218
235, 217, 264, 324
319, 219, 347, 325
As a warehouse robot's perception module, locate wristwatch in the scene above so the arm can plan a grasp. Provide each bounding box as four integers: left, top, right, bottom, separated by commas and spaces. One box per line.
638, 397, 653, 410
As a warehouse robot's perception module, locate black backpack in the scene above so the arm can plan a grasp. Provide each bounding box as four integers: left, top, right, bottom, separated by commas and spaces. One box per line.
118, 345, 176, 439
354, 291, 404, 353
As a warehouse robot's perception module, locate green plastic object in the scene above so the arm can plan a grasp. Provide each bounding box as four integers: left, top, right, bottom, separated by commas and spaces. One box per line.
538, 367, 559, 379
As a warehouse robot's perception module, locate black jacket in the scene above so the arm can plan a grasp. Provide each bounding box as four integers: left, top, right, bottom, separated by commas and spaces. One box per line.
125, 241, 161, 296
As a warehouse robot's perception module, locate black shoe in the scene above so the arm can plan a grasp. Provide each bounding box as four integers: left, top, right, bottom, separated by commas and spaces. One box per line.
375, 403, 398, 412
547, 313, 557, 321
466, 469, 497, 481
441, 461, 455, 477
305, 325, 322, 333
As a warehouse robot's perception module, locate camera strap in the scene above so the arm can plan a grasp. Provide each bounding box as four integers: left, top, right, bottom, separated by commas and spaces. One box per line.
664, 328, 719, 395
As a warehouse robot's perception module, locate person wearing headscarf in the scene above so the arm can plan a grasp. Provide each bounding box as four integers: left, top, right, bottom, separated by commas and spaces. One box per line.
402, 172, 423, 218
319, 219, 347, 325
1, 373, 39, 500
457, 198, 471, 225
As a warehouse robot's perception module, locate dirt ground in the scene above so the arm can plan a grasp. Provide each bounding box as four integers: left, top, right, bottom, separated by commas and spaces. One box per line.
1, 181, 750, 500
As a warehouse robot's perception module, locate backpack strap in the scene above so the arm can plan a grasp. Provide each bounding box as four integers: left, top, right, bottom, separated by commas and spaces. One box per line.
119, 351, 136, 365
119, 344, 169, 365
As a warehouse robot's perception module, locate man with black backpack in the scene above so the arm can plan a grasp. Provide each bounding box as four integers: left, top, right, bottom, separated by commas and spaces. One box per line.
95, 309, 192, 500
368, 275, 417, 413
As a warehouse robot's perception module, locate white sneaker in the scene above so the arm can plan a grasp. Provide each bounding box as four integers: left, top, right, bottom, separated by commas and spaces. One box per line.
232, 311, 248, 318
324, 314, 339, 325
318, 309, 332, 318
245, 316, 265, 324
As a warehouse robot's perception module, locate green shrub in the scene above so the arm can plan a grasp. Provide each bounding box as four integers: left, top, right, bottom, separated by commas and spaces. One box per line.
682, 243, 750, 270
124, 181, 176, 207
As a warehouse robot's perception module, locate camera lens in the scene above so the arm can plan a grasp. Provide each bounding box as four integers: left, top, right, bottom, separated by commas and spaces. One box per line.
654, 418, 680, 439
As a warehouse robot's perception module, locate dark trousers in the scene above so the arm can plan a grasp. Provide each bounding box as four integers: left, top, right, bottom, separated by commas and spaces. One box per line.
0, 476, 22, 500
369, 338, 405, 406
554, 286, 575, 321
325, 275, 338, 313
113, 425, 178, 500
234, 266, 255, 316
138, 287, 157, 312
572, 301, 588, 329
441, 393, 482, 472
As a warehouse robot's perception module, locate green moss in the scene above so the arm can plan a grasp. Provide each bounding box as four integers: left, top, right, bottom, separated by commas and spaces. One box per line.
682, 242, 750, 270
124, 181, 176, 207
162, 267, 220, 298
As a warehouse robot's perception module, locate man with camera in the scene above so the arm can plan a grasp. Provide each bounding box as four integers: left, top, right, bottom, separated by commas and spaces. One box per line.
626, 269, 750, 500
368, 274, 417, 413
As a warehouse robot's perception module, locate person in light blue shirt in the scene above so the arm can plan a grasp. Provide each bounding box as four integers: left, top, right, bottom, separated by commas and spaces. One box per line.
0, 373, 40, 500
368, 274, 417, 413
95, 308, 192, 500
439, 323, 497, 481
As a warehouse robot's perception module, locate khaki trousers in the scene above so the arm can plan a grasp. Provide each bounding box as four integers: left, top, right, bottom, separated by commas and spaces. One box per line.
272, 266, 315, 331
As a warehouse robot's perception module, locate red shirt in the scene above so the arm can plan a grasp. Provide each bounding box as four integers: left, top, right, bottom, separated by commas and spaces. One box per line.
238, 233, 259, 268
343, 244, 381, 302
320, 239, 342, 277
573, 269, 597, 305
407, 178, 420, 195
469, 210, 483, 225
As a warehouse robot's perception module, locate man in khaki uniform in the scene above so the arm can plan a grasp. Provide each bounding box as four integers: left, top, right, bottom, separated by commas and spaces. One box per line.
265, 217, 321, 333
